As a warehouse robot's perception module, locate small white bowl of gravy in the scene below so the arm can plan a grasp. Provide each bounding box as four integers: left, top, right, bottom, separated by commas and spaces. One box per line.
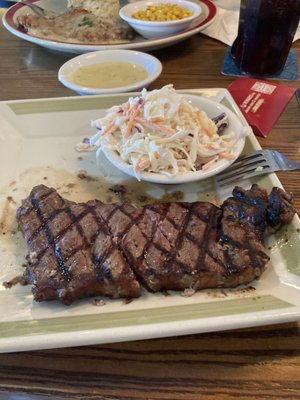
58, 49, 162, 95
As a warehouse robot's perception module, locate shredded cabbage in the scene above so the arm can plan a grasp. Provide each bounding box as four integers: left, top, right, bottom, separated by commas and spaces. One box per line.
83, 85, 238, 179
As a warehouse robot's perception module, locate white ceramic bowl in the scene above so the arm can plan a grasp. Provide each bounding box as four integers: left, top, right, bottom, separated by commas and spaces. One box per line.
102, 94, 246, 185
58, 49, 162, 95
119, 0, 202, 40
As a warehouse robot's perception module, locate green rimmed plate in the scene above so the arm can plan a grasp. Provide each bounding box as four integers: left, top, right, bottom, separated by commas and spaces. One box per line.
0, 88, 299, 353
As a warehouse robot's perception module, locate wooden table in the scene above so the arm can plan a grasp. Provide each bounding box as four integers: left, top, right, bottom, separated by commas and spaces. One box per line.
1, 10, 300, 400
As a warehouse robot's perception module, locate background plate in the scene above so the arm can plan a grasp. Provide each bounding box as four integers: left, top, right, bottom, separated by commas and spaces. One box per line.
0, 88, 299, 353
2, 0, 217, 54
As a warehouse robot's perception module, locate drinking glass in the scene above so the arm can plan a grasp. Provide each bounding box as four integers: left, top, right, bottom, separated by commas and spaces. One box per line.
233, 0, 300, 77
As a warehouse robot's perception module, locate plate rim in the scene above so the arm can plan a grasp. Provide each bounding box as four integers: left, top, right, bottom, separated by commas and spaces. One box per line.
2, 0, 217, 53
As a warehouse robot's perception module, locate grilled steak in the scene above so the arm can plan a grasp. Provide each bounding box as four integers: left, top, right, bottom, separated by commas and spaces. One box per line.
16, 184, 295, 305
17, 185, 141, 304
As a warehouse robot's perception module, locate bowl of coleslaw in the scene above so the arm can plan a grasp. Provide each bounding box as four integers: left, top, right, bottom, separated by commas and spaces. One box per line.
78, 85, 247, 184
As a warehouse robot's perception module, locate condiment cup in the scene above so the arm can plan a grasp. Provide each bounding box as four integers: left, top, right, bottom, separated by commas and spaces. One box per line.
119, 0, 202, 39
58, 49, 162, 95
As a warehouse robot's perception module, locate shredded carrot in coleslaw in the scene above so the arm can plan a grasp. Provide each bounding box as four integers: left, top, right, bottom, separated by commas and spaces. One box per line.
79, 85, 240, 179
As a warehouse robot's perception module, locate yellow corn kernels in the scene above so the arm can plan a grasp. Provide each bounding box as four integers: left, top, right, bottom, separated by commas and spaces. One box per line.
132, 4, 193, 21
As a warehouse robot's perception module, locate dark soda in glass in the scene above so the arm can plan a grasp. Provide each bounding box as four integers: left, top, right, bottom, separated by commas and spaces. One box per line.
234, 0, 300, 76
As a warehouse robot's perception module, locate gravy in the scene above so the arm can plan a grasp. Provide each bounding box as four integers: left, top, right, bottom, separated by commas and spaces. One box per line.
71, 62, 148, 89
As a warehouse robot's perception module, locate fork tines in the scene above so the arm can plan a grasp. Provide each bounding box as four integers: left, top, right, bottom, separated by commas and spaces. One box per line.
216, 150, 271, 186
216, 149, 300, 187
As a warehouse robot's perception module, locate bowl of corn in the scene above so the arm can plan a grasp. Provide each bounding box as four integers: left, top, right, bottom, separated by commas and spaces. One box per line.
119, 0, 202, 39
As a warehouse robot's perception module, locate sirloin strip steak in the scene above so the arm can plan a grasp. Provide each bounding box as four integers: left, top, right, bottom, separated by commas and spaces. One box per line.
16, 184, 295, 305
16, 185, 141, 304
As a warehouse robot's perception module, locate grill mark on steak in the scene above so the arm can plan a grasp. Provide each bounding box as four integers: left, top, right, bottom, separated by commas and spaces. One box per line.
88, 201, 153, 288
220, 228, 269, 268
25, 190, 67, 248
155, 203, 194, 280
223, 248, 239, 275
143, 203, 191, 291
15, 184, 295, 304
27, 201, 97, 274
90, 209, 119, 283
30, 193, 72, 282
17, 186, 142, 304
124, 203, 191, 292
131, 206, 167, 288
217, 184, 277, 279
195, 204, 219, 273
105, 203, 170, 290
119, 202, 225, 292
59, 207, 115, 286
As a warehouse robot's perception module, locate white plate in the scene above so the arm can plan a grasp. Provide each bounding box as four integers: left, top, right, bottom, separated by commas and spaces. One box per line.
102, 94, 246, 184
0, 89, 300, 354
2, 0, 216, 54
58, 49, 162, 95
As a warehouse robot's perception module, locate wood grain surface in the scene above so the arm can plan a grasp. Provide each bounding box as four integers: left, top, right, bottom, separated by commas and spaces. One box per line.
0, 8, 300, 400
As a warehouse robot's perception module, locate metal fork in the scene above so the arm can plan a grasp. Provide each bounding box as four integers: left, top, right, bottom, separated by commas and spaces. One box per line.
6, 0, 61, 18
216, 149, 300, 186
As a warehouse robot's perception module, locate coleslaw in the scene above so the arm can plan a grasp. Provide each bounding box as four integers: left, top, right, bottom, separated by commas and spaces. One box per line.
80, 85, 240, 179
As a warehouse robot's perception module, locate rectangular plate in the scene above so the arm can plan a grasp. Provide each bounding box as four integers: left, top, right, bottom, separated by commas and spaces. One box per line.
0, 89, 300, 353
